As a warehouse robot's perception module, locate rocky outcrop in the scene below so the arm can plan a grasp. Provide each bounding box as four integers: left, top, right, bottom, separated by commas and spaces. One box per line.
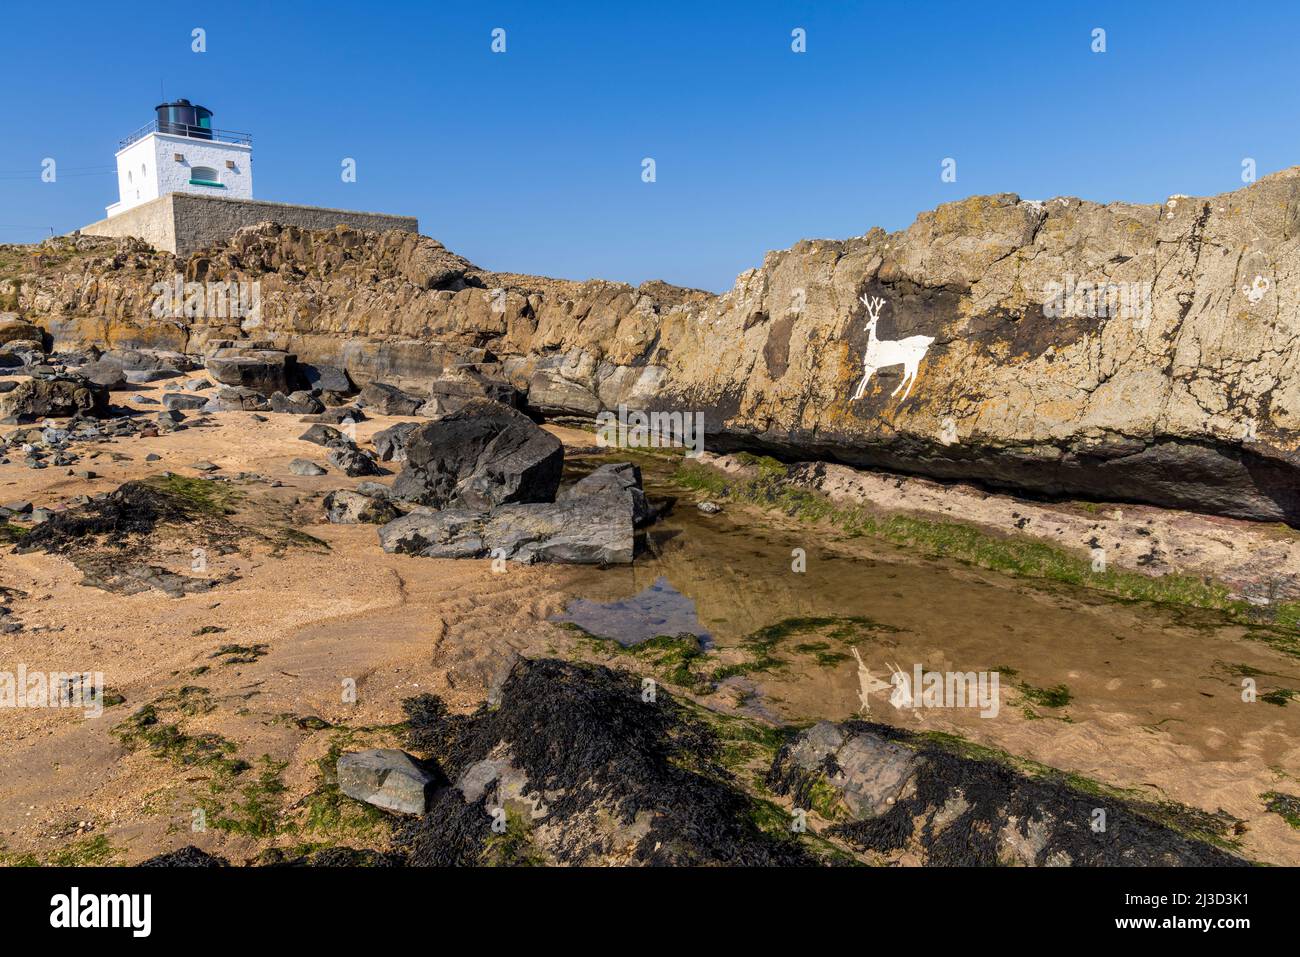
0, 314, 43, 346
0, 376, 108, 421
378, 493, 636, 565
768, 721, 1246, 866
12, 170, 1300, 522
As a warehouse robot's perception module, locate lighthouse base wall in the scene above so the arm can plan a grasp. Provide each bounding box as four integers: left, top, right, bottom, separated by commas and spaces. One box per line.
80, 193, 418, 256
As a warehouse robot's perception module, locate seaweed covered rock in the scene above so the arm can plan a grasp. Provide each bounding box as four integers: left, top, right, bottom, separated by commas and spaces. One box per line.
397, 658, 819, 866
767, 720, 1248, 866
391, 399, 563, 509
260, 846, 403, 867
139, 846, 230, 867
15, 481, 205, 553
13, 479, 233, 596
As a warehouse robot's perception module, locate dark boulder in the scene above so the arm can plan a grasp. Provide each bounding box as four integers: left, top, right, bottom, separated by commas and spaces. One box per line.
358, 381, 424, 415
202, 386, 271, 412
162, 392, 209, 412
298, 423, 343, 446
485, 496, 635, 564
312, 405, 366, 425
270, 390, 325, 415
327, 441, 381, 477
415, 369, 518, 417
78, 360, 131, 391
299, 362, 352, 394
373, 421, 419, 462
560, 461, 650, 526
391, 399, 563, 509
377, 507, 487, 559
204, 350, 292, 395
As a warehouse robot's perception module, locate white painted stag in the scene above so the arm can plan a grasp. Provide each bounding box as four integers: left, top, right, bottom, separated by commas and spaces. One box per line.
851, 295, 935, 402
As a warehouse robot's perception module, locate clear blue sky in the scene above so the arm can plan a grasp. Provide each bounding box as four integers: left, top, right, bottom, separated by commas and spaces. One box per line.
0, 1, 1292, 291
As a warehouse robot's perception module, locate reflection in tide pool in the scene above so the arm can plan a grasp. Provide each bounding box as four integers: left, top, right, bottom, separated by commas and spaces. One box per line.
553, 575, 712, 648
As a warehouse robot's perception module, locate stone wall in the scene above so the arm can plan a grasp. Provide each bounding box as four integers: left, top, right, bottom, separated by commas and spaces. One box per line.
80, 193, 417, 256
80, 193, 178, 253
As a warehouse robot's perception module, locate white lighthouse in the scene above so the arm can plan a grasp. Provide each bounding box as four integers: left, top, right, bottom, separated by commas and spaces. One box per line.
82, 98, 416, 255
105, 99, 252, 218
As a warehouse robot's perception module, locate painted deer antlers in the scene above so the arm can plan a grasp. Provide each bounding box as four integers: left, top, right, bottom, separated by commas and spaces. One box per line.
859, 294, 885, 324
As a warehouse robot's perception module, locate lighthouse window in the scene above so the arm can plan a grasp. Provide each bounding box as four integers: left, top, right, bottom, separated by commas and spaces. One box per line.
189, 166, 223, 187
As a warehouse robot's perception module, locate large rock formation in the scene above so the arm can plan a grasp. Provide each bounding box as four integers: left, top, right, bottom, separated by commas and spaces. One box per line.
767, 720, 1246, 866
391, 399, 564, 509
8, 170, 1300, 522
